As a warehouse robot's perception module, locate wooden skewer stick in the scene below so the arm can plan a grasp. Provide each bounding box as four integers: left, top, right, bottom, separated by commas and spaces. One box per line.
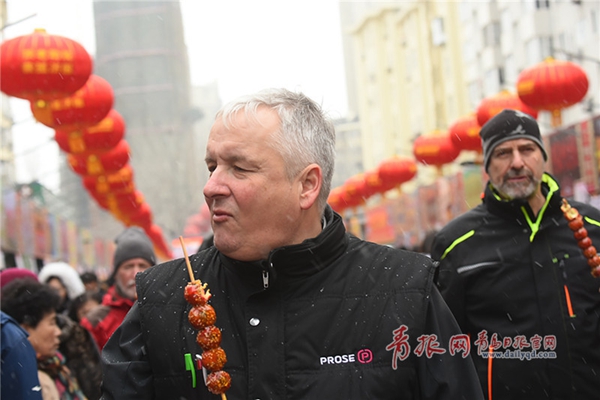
179, 236, 196, 282
180, 237, 229, 399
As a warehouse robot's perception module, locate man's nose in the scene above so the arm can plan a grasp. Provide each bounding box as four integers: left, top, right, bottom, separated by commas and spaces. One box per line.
203, 168, 229, 198
511, 150, 525, 169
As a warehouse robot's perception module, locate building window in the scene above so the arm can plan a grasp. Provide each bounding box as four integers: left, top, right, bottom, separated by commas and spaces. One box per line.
536, 0, 550, 8
483, 22, 501, 47
431, 17, 446, 46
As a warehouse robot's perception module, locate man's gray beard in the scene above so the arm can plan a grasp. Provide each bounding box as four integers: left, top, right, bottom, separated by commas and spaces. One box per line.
492, 172, 540, 200
115, 279, 136, 300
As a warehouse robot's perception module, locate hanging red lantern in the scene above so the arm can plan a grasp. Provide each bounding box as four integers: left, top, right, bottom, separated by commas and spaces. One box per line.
55, 109, 125, 155
31, 74, 114, 130
82, 164, 134, 195
517, 58, 589, 127
363, 169, 396, 197
327, 187, 347, 213
449, 114, 482, 152
127, 202, 153, 229
476, 90, 538, 127
344, 174, 370, 202
377, 156, 417, 190
413, 130, 460, 169
339, 182, 364, 209
144, 224, 173, 259
91, 189, 144, 214
0, 28, 93, 100
68, 139, 130, 176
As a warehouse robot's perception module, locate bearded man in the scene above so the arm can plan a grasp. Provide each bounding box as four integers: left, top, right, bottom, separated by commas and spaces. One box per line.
432, 109, 600, 400
81, 227, 156, 349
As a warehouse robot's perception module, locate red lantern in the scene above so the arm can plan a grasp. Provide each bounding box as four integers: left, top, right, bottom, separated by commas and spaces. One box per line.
327, 187, 347, 213
55, 109, 125, 155
91, 190, 144, 214
339, 182, 364, 209
127, 202, 153, 229
68, 139, 130, 176
0, 29, 93, 100
476, 90, 538, 127
377, 156, 417, 190
413, 130, 460, 169
82, 164, 134, 195
344, 174, 370, 202
144, 224, 173, 259
31, 74, 114, 130
364, 169, 396, 197
517, 58, 589, 127
449, 114, 482, 152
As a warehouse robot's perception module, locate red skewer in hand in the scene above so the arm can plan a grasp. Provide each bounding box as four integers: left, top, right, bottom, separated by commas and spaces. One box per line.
561, 199, 600, 277
179, 237, 231, 398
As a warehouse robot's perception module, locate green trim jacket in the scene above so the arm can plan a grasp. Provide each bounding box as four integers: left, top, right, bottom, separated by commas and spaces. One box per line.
432, 173, 600, 400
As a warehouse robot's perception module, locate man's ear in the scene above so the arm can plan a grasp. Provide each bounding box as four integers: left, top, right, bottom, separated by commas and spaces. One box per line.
298, 164, 322, 210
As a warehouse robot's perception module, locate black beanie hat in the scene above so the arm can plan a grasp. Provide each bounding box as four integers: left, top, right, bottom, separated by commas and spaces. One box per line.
108, 227, 156, 285
480, 109, 547, 171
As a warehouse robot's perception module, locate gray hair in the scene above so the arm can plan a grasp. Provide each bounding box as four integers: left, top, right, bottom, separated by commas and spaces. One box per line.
215, 88, 336, 212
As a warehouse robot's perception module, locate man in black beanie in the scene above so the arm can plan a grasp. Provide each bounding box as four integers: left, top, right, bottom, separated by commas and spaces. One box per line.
81, 227, 156, 349
431, 109, 600, 399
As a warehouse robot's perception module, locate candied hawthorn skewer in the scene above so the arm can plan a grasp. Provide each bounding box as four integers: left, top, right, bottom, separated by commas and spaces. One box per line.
179, 237, 231, 398
561, 199, 600, 277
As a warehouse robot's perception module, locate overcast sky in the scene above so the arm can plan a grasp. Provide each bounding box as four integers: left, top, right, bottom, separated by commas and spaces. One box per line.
4, 0, 348, 191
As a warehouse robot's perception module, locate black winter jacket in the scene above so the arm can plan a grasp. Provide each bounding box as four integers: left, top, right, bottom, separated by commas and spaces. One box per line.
432, 173, 600, 400
101, 208, 483, 400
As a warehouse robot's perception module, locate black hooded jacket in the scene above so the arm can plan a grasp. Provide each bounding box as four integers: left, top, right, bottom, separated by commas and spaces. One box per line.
432, 173, 600, 399
101, 207, 483, 400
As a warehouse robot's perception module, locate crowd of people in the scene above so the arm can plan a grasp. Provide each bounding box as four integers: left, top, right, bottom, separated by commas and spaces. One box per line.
1, 226, 157, 400
2, 89, 599, 400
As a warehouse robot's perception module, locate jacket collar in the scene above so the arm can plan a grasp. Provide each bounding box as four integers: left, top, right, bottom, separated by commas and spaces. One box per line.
219, 206, 348, 285
483, 172, 563, 222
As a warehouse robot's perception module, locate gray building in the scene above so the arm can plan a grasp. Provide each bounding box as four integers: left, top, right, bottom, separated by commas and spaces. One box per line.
89, 0, 201, 240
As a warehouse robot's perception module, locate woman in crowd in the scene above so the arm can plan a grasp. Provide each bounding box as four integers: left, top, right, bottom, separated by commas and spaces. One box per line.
1, 278, 87, 399
38, 262, 86, 315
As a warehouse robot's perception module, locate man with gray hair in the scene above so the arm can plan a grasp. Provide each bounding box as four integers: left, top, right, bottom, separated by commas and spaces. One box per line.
101, 88, 482, 399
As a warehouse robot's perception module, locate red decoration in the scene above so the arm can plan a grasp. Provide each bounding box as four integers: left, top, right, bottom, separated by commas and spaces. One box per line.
339, 182, 364, 209
0, 29, 93, 100
144, 224, 173, 259
91, 189, 144, 214
31, 74, 114, 130
126, 202, 153, 229
343, 174, 370, 202
327, 187, 347, 213
517, 58, 589, 127
68, 139, 130, 176
363, 169, 396, 197
55, 109, 125, 155
377, 156, 417, 190
476, 90, 538, 127
413, 130, 460, 169
449, 114, 482, 152
82, 164, 134, 195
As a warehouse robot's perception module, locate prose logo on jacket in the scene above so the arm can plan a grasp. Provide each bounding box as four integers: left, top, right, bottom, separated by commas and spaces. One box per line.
319, 349, 373, 365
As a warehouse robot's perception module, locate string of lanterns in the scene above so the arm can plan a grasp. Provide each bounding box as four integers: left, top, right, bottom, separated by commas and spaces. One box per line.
1, 29, 172, 259
329, 57, 589, 215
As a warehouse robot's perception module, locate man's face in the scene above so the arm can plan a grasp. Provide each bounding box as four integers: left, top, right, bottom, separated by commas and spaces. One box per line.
115, 257, 152, 300
487, 138, 545, 200
203, 108, 308, 261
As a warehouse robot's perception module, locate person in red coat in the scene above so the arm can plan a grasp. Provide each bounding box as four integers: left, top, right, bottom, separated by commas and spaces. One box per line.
81, 227, 156, 349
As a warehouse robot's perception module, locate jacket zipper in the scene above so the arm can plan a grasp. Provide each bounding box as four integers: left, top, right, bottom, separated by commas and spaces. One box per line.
557, 258, 576, 318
